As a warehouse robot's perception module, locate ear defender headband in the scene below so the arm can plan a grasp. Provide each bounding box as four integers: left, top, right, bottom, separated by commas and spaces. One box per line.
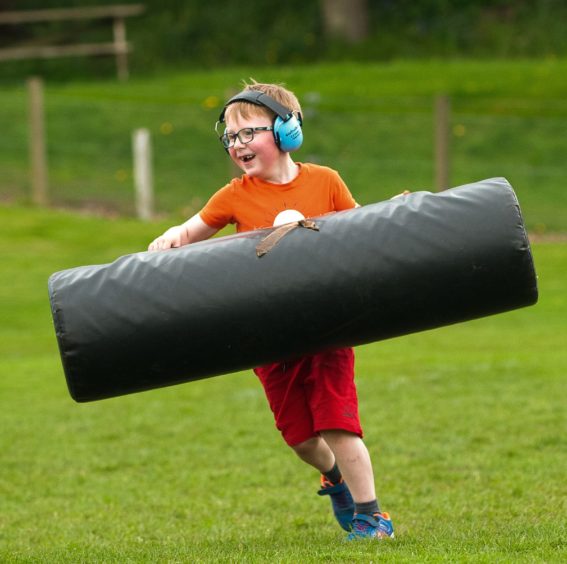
216, 90, 303, 152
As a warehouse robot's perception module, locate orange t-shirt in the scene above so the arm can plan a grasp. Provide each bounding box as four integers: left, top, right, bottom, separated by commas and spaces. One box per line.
199, 162, 357, 233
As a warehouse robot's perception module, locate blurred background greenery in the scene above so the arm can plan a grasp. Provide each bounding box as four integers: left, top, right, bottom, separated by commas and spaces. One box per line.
2, 0, 567, 77
1, 1, 566, 233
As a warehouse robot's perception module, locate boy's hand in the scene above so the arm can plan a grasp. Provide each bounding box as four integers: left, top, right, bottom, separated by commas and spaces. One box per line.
147, 214, 218, 251
148, 225, 186, 251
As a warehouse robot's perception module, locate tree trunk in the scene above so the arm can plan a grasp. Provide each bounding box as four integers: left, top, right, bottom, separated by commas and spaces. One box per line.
320, 0, 369, 43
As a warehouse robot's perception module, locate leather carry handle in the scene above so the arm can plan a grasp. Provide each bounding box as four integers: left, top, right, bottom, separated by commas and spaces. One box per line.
256, 219, 319, 257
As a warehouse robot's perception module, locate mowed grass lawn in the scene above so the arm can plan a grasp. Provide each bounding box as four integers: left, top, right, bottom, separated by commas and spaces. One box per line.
0, 205, 565, 562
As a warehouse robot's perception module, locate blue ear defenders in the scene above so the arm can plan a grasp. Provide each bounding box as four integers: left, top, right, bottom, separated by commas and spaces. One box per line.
217, 90, 303, 152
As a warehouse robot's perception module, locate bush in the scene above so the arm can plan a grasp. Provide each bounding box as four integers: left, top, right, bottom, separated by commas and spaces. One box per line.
1, 1, 566, 81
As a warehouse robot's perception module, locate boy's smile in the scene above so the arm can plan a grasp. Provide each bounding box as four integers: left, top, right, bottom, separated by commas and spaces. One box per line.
236, 150, 257, 169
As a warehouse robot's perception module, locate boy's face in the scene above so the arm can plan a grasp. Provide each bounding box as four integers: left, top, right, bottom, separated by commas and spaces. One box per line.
225, 111, 282, 180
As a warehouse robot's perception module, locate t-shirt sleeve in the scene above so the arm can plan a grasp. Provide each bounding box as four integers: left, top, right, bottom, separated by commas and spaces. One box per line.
199, 184, 235, 229
332, 171, 358, 211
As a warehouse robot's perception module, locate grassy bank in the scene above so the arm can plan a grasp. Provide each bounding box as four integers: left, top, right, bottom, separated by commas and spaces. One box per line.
1, 59, 567, 231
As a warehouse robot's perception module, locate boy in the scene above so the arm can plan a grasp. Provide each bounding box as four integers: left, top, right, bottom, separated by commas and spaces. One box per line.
148, 81, 394, 540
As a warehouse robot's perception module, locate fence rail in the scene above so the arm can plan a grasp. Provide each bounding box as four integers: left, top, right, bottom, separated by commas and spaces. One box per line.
0, 5, 144, 80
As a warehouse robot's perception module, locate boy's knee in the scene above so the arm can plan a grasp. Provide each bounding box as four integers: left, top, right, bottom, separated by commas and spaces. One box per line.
291, 436, 320, 458
320, 429, 360, 446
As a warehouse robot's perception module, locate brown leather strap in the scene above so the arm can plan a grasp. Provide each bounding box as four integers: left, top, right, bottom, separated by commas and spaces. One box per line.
256, 219, 319, 257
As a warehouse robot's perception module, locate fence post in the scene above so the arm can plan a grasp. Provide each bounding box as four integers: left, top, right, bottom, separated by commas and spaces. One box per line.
132, 128, 154, 220
112, 16, 129, 81
27, 76, 49, 205
434, 94, 451, 191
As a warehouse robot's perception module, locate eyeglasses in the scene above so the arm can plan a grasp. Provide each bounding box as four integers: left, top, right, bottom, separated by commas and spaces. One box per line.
219, 126, 274, 149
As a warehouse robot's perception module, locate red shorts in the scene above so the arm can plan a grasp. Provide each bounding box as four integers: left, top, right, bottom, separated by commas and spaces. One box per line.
254, 347, 363, 446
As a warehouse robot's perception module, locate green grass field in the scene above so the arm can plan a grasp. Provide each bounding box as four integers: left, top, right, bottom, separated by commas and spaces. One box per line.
2, 59, 567, 231
0, 205, 565, 562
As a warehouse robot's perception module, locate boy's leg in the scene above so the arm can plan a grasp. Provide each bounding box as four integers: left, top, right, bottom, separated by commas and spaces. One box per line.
291, 435, 335, 473
254, 354, 358, 532
318, 430, 375, 502
320, 429, 394, 539
291, 435, 355, 532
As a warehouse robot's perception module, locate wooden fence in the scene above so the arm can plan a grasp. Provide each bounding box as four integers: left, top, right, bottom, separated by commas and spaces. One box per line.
0, 4, 145, 81
23, 78, 453, 220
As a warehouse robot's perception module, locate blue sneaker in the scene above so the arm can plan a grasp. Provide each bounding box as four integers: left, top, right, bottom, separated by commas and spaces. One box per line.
347, 512, 395, 540
317, 476, 355, 531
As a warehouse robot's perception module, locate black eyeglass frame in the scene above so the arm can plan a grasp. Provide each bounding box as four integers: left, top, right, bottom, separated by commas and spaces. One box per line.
217, 125, 274, 149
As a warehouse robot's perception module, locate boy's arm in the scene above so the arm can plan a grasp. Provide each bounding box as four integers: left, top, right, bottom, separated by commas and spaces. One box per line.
148, 213, 218, 251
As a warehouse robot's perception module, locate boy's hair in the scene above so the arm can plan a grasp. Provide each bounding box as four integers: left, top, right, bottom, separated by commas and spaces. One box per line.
224, 79, 302, 123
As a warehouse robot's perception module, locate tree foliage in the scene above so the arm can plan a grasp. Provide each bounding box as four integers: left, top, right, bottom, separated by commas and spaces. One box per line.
0, 0, 566, 80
